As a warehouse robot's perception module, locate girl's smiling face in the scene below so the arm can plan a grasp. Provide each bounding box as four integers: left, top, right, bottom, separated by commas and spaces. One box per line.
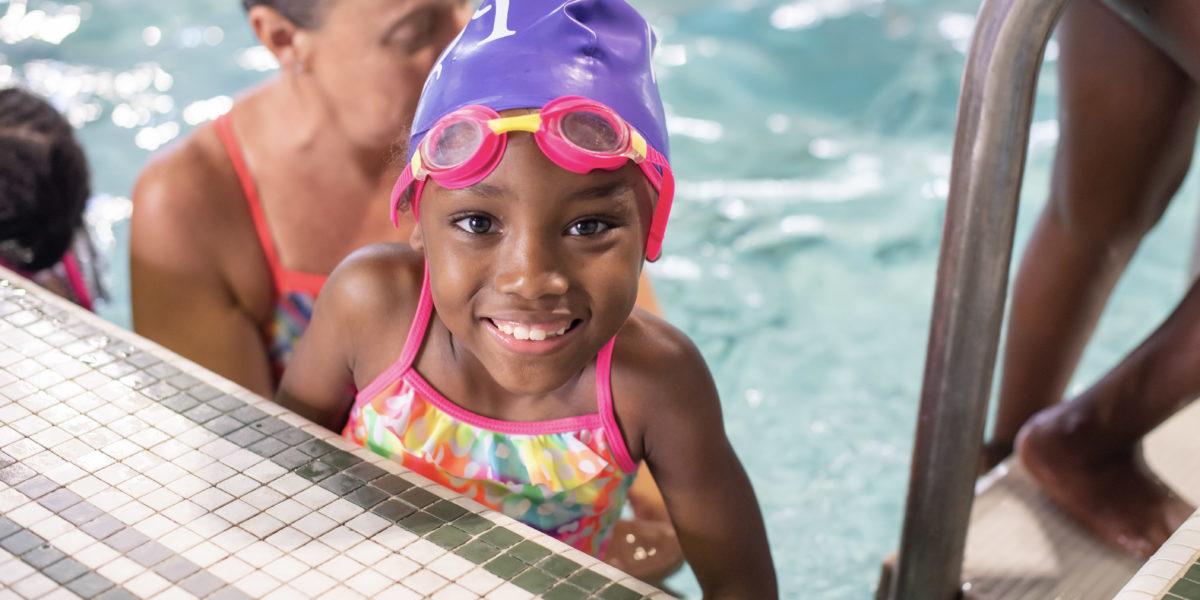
413, 131, 655, 397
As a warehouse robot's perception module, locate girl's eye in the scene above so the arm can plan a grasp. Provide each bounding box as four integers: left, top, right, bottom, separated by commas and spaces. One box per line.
567, 219, 611, 236
454, 215, 495, 234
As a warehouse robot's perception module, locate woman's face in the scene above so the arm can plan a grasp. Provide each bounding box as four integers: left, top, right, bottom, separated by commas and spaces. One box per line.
304, 0, 469, 150
415, 134, 655, 396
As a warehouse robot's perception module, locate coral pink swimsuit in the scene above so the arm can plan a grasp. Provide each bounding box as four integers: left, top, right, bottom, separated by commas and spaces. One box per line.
343, 267, 637, 557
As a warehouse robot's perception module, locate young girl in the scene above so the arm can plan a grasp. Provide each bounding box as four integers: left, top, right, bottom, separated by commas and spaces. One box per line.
0, 87, 102, 310
278, 0, 776, 593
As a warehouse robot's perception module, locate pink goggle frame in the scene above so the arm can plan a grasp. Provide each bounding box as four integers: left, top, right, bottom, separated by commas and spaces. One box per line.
390, 96, 674, 261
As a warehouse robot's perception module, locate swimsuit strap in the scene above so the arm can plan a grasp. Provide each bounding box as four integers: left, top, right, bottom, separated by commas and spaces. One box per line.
350, 262, 435, 403
594, 336, 637, 473
213, 114, 325, 298
60, 250, 93, 312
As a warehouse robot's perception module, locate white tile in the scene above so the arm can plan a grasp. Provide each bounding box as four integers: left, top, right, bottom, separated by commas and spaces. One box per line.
6, 502, 52, 528
27, 515, 72, 541
241, 485, 285, 511
74, 541, 120, 569
11, 572, 57, 599
374, 526, 419, 552
292, 512, 337, 538
1123, 574, 1169, 595
484, 583, 536, 600
292, 540, 338, 568
586, 560, 629, 581
88, 488, 132, 513
96, 556, 144, 584
94, 462, 137, 486
373, 555, 420, 581
117, 474, 160, 497
345, 540, 390, 566
432, 583, 479, 600
152, 588, 196, 600
51, 530, 92, 554
345, 512, 389, 537
267, 473, 309, 497
1139, 558, 1182, 580
241, 513, 285, 539
317, 554, 366, 580
377, 584, 423, 600
129, 427, 170, 449
40, 588, 80, 600
140, 488, 183, 511
265, 498, 308, 525
109, 501, 154, 525
166, 474, 208, 498
159, 526, 203, 553
150, 439, 190, 461
458, 568, 504, 595
261, 555, 308, 582
220, 449, 262, 472
215, 499, 258, 524
291, 569, 337, 596
402, 539, 447, 565
101, 439, 141, 460
177, 428, 216, 450
325, 585, 366, 600
619, 577, 661, 594
345, 568, 391, 596
29, 426, 70, 448
403, 569, 449, 595
236, 570, 281, 596
265, 527, 310, 552
0, 559, 34, 586
44, 461, 86, 486
0, 488, 24, 512
211, 526, 257, 553
144, 462, 187, 486
182, 511, 231, 540
199, 439, 239, 460
181, 541, 228, 568
320, 498, 363, 524
244, 460, 286, 484
320, 526, 366, 552
218, 474, 259, 497
209, 556, 255, 582
293, 486, 337, 510
191, 487, 234, 511
428, 553, 474, 580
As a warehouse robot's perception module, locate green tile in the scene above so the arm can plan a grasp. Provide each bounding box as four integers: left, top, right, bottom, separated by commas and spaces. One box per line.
480, 527, 524, 549
543, 583, 589, 600
1172, 577, 1200, 599
1186, 563, 1200, 583
452, 513, 494, 536
428, 525, 472, 550
539, 555, 581, 578
484, 554, 528, 579
399, 486, 440, 508
428, 500, 469, 522
598, 583, 642, 600
509, 540, 553, 564
455, 539, 502, 564
566, 568, 609, 592
294, 459, 337, 482
398, 511, 442, 535
372, 499, 417, 523
512, 568, 556, 594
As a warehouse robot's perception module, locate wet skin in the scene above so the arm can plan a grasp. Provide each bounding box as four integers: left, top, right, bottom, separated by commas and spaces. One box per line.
277, 135, 778, 595
985, 0, 1200, 556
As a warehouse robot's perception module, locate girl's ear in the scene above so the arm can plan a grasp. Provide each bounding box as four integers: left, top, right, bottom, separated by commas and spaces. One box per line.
247, 5, 311, 73
409, 222, 425, 251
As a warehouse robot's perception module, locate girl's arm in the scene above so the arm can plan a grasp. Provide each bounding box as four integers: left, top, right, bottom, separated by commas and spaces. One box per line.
633, 327, 777, 598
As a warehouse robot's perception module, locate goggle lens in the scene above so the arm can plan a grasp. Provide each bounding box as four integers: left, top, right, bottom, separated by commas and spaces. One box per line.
559, 110, 626, 153
426, 119, 485, 170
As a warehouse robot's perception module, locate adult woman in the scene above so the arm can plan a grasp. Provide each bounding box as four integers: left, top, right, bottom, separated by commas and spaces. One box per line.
987, 0, 1200, 558
130, 0, 677, 578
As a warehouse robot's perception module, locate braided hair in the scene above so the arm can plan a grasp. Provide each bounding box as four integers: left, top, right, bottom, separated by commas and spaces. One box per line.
0, 88, 91, 272
241, 0, 330, 28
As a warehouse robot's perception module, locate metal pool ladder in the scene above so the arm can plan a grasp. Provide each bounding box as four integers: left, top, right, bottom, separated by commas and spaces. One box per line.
880, 0, 1071, 597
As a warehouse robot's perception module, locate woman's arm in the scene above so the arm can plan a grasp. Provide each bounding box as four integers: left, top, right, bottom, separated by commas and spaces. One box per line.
635, 328, 777, 598
130, 150, 275, 398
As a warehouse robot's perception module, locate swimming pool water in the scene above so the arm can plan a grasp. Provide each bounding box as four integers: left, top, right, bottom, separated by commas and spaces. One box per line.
5, 0, 1199, 597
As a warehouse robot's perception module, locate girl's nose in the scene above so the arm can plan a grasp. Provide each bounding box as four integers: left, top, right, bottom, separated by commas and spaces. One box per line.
494, 236, 569, 300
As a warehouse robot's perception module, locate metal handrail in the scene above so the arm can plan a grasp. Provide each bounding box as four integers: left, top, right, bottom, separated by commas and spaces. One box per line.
885, 0, 1071, 597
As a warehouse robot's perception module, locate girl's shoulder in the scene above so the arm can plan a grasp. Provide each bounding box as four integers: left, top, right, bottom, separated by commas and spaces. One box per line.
320, 243, 424, 320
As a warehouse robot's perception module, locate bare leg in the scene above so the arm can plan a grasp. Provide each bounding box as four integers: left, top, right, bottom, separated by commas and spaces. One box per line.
985, 0, 1200, 467
1018, 276, 1200, 558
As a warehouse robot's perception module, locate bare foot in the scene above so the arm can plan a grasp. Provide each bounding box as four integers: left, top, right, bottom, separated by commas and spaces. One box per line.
605, 518, 684, 584
1017, 404, 1194, 559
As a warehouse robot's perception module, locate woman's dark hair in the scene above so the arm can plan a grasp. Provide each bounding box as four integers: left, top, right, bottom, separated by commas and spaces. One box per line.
242, 0, 328, 28
0, 88, 91, 272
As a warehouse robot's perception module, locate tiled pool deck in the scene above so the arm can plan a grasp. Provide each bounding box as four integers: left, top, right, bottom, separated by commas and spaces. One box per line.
0, 268, 668, 599
1114, 511, 1200, 600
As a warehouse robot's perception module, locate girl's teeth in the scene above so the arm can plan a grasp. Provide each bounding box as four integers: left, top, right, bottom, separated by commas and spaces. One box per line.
492, 320, 571, 341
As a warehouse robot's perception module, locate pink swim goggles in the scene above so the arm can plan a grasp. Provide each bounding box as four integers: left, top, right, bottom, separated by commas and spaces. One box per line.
390, 96, 674, 261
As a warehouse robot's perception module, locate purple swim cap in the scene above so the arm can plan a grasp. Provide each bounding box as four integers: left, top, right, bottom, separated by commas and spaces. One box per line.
408, 0, 669, 162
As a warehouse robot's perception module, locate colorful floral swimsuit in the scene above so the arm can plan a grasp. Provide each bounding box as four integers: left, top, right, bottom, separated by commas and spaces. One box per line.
344, 268, 638, 557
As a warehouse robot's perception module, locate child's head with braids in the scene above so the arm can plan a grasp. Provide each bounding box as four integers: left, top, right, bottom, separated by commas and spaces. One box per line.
0, 87, 91, 272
